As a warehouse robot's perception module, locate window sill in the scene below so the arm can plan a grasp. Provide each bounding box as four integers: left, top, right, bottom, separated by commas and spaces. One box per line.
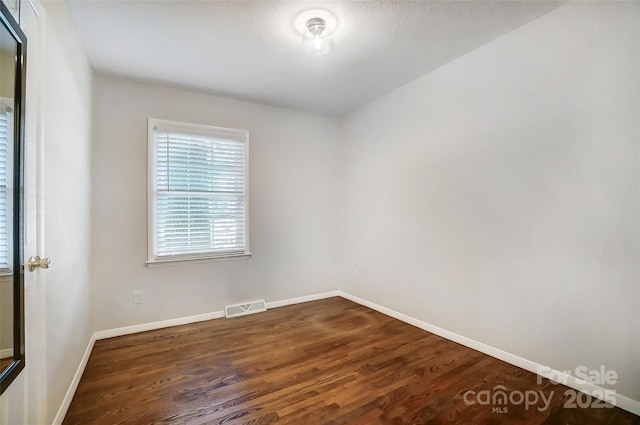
145, 253, 251, 268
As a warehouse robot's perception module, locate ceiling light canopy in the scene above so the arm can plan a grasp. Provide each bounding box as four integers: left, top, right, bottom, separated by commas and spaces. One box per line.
296, 9, 338, 57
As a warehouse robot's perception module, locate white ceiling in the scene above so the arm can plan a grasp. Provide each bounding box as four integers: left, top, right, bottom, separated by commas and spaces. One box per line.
66, 0, 561, 117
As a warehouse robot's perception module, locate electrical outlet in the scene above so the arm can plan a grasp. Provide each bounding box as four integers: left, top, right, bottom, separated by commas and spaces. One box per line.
133, 290, 143, 304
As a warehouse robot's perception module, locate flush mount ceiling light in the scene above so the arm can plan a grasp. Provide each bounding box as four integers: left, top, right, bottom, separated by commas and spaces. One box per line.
302, 17, 333, 56
295, 9, 338, 57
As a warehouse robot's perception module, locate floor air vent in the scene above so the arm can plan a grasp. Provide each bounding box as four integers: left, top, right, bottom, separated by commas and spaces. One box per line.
225, 300, 267, 318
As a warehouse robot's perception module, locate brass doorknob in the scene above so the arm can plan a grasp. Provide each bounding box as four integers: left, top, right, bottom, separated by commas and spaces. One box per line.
27, 256, 50, 272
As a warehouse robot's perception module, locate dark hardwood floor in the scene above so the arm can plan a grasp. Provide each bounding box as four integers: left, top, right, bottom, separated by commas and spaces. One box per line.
63, 297, 639, 425
0, 356, 11, 371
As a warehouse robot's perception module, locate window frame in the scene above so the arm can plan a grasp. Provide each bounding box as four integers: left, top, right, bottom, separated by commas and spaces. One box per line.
146, 118, 250, 266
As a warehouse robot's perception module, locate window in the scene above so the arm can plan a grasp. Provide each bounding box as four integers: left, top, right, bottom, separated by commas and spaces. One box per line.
0, 99, 13, 273
147, 119, 250, 264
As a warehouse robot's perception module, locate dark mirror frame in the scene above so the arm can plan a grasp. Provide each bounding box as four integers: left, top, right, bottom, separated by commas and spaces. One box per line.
0, 0, 26, 395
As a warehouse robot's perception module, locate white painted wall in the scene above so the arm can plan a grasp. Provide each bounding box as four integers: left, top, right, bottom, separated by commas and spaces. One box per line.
341, 1, 640, 402
41, 2, 93, 423
90, 75, 342, 331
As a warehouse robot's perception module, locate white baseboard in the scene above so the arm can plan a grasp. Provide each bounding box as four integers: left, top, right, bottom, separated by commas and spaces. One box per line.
92, 291, 342, 341
90, 291, 342, 341
0, 348, 13, 359
52, 289, 640, 424
93, 310, 226, 340
51, 334, 96, 425
265, 290, 342, 309
337, 290, 640, 417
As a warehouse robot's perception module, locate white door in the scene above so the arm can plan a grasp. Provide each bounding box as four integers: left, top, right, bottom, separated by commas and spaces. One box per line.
0, 1, 48, 423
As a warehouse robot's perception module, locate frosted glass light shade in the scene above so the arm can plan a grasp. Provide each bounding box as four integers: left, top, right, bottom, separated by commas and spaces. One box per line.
302, 32, 333, 56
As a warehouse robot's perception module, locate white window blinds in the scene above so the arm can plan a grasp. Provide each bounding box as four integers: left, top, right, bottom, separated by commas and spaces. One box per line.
148, 119, 249, 263
0, 105, 12, 271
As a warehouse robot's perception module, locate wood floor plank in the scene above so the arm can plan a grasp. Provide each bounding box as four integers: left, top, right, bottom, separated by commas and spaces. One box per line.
63, 297, 640, 425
